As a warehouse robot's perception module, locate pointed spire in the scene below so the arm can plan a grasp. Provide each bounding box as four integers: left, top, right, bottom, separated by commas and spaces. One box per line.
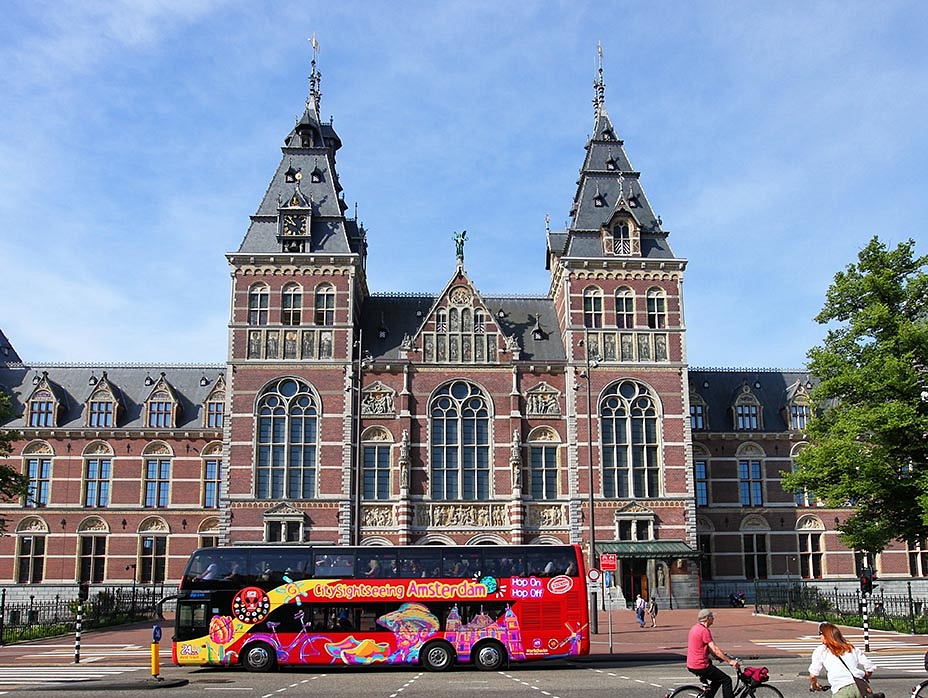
594, 41, 606, 114
308, 34, 322, 106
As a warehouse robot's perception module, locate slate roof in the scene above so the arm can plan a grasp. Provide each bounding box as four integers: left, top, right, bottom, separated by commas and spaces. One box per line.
688, 368, 816, 433
235, 86, 364, 258
359, 294, 566, 363
0, 330, 20, 364
0, 361, 225, 430
547, 86, 674, 265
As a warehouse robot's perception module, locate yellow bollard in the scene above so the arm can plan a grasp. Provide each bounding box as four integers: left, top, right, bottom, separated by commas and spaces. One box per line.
151, 641, 160, 677
151, 624, 163, 679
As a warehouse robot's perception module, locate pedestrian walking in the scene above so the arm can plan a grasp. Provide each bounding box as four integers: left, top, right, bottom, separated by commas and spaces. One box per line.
809, 622, 885, 697
647, 596, 659, 627
635, 593, 646, 628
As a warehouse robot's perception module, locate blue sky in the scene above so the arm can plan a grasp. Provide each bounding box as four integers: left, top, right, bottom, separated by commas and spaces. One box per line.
1, 1, 925, 369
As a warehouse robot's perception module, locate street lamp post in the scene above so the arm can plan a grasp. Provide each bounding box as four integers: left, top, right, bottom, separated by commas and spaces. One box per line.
352, 330, 372, 546
579, 331, 601, 634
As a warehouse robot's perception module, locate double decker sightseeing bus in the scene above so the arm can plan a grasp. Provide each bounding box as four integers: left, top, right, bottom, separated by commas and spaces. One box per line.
173, 544, 588, 672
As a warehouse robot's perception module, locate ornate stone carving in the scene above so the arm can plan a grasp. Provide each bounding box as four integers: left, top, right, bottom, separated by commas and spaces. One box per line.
525, 382, 561, 416
412, 504, 505, 528
527, 504, 568, 528
143, 442, 172, 456
22, 441, 53, 455
18, 516, 48, 533
361, 381, 396, 416
84, 441, 114, 456
78, 516, 108, 532
362, 505, 395, 528
139, 517, 169, 532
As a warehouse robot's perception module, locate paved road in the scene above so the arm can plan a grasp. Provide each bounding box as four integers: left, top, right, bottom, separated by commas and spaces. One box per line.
1, 608, 927, 692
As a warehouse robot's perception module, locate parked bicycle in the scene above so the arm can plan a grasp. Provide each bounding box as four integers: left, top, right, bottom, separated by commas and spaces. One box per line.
910, 650, 928, 698
664, 660, 783, 698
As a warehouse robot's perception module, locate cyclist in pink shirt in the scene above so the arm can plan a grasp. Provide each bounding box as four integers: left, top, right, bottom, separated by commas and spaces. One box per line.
686, 609, 739, 698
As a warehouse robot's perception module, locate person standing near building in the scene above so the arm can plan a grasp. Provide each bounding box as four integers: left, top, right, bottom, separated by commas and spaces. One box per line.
634, 594, 647, 628
686, 609, 739, 698
647, 596, 659, 627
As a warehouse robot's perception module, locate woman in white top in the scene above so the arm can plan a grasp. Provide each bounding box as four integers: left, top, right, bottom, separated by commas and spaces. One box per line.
809, 622, 883, 697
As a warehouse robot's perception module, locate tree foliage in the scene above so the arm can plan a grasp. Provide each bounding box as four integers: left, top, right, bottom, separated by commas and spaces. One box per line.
783, 237, 928, 554
0, 391, 30, 532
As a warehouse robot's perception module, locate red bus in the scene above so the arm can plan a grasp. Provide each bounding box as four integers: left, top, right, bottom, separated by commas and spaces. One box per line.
173, 544, 589, 672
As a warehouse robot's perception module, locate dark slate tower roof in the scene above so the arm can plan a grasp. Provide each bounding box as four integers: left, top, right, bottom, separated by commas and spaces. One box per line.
236, 58, 365, 259
0, 329, 21, 364
547, 53, 674, 266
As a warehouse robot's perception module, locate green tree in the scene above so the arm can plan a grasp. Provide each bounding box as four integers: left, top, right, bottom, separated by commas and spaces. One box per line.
0, 391, 30, 532
783, 237, 928, 555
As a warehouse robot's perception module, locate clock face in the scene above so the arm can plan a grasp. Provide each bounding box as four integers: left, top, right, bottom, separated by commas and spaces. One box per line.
282, 214, 306, 236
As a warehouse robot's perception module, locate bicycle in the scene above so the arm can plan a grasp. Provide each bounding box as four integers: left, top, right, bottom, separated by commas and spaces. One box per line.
910, 650, 928, 698
664, 660, 784, 698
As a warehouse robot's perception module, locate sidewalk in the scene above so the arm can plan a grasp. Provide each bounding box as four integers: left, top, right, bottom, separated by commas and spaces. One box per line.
586, 606, 928, 662
587, 607, 794, 661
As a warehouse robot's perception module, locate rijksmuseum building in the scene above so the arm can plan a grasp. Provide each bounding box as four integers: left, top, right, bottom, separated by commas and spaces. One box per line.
1, 60, 923, 607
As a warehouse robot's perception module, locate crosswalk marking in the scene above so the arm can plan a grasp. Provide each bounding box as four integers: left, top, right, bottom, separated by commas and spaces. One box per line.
753, 635, 928, 673
0, 665, 145, 685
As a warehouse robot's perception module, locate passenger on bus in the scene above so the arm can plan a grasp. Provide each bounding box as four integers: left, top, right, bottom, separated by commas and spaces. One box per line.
364, 559, 382, 578
197, 561, 220, 581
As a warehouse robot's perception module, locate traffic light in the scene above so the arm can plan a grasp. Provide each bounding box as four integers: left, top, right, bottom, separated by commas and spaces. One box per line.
859, 568, 873, 595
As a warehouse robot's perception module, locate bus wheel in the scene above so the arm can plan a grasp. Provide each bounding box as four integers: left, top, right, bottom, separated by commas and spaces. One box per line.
421, 641, 454, 672
241, 642, 277, 672
473, 641, 506, 671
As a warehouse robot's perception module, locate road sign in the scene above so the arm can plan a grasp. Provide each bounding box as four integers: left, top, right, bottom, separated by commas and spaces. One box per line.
600, 553, 617, 571
588, 568, 601, 582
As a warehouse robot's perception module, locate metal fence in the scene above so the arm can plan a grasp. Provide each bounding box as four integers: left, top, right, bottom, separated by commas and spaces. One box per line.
749, 580, 928, 635
0, 585, 163, 645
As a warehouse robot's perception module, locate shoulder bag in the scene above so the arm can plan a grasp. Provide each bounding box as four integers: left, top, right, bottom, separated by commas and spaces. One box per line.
836, 652, 872, 697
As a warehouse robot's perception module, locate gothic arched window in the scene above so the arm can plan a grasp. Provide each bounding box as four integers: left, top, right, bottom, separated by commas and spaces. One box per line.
430, 381, 491, 500
601, 380, 661, 498
256, 378, 318, 499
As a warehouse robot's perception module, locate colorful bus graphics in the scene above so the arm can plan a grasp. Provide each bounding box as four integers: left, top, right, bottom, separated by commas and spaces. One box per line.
174, 545, 589, 672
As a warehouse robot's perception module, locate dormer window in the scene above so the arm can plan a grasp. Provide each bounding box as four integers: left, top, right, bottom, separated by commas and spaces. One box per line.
593, 192, 606, 207
27, 380, 58, 428
734, 387, 762, 431
204, 376, 226, 429
690, 393, 708, 431
284, 165, 302, 183
605, 155, 617, 171
86, 376, 119, 428
613, 221, 631, 255
790, 401, 811, 430
311, 167, 323, 183
602, 127, 615, 140
88, 400, 114, 427
29, 399, 55, 427
145, 378, 178, 429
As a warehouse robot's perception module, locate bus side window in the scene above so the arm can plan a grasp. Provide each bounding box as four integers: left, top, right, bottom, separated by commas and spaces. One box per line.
482, 551, 504, 577
357, 551, 397, 579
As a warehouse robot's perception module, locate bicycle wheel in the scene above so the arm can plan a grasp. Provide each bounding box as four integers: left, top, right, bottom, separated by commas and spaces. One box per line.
745, 683, 784, 698
912, 681, 928, 698
666, 685, 705, 698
